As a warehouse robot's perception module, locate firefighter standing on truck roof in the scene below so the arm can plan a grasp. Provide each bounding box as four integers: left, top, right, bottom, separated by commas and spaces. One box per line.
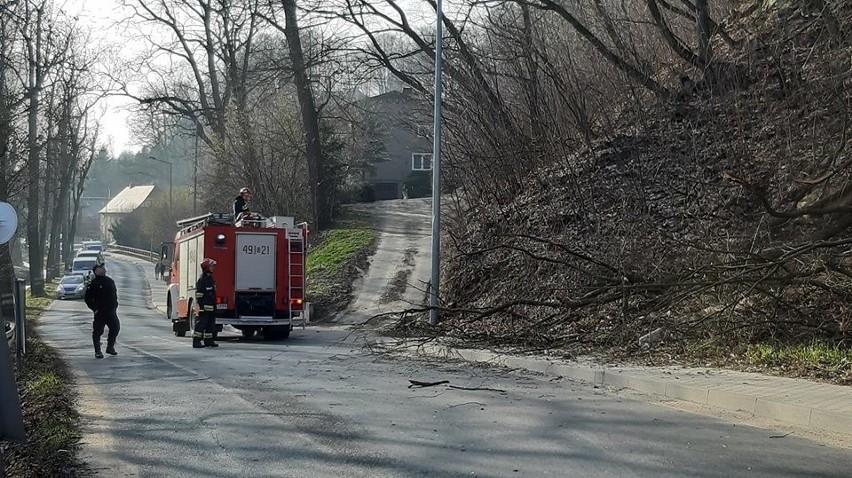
193, 258, 219, 348
233, 187, 251, 220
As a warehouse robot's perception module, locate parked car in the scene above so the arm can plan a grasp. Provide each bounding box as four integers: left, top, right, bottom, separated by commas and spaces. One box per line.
71, 257, 99, 281
55, 274, 87, 300
75, 250, 104, 264
82, 240, 105, 252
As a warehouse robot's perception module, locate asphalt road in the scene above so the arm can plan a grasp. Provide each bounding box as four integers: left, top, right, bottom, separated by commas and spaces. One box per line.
36, 258, 852, 477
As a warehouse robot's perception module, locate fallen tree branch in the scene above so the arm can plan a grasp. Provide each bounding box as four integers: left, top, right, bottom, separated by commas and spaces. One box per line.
723, 170, 852, 218
449, 385, 507, 393
408, 379, 450, 388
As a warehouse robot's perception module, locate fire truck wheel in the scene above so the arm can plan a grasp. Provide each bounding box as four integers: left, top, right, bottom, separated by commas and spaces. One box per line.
173, 318, 188, 337
262, 326, 290, 341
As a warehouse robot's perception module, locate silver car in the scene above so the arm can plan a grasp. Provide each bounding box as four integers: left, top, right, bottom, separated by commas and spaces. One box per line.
55, 274, 87, 300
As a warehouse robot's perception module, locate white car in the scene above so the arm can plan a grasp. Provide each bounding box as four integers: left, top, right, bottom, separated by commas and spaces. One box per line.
71, 257, 99, 278
75, 250, 104, 264
82, 240, 105, 252
55, 274, 87, 300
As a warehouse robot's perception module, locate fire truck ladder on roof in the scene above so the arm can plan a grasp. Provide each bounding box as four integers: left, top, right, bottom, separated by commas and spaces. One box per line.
176, 213, 232, 234
288, 228, 307, 328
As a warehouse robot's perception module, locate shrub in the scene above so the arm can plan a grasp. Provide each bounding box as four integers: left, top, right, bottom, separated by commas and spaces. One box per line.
403, 171, 432, 198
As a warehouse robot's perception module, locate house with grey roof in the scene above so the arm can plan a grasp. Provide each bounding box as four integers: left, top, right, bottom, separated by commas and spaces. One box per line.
364, 88, 433, 200
98, 185, 156, 243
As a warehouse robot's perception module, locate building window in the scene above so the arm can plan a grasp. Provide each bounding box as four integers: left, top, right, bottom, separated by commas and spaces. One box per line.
412, 153, 433, 171
416, 124, 432, 138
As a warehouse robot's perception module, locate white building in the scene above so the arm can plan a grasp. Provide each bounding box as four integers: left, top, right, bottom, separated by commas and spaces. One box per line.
99, 185, 156, 243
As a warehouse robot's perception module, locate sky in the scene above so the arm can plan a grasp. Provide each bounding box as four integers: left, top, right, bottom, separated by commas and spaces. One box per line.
69, 0, 138, 155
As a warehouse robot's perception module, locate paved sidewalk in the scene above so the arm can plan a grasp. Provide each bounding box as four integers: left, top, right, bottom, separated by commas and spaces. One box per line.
407, 342, 852, 438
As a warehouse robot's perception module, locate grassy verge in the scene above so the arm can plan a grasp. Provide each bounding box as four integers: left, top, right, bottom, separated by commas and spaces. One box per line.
307, 215, 378, 320
2, 286, 89, 477
307, 229, 376, 276
745, 341, 852, 384
640, 339, 852, 386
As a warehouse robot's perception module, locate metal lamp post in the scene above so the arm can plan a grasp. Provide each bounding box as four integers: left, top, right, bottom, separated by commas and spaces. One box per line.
193, 134, 198, 216
148, 156, 173, 224
430, 0, 443, 326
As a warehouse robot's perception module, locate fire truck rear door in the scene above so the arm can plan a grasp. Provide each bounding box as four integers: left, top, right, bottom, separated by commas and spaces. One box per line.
235, 232, 277, 291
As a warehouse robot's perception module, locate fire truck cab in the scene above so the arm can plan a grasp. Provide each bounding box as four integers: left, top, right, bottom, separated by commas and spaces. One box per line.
162, 212, 308, 340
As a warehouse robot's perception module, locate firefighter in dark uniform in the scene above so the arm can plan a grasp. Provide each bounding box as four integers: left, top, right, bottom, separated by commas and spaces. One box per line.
84, 262, 121, 358
233, 187, 252, 220
193, 258, 219, 348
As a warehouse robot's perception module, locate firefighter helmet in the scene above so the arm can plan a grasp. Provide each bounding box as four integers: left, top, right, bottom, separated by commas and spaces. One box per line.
200, 258, 217, 271
240, 187, 252, 195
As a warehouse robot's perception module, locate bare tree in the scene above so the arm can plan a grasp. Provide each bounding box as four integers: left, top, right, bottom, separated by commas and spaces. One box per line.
259, 0, 330, 227
23, 0, 49, 295
0, 1, 103, 295
20, 0, 75, 295
120, 0, 329, 225
44, 37, 104, 279
0, 0, 28, 314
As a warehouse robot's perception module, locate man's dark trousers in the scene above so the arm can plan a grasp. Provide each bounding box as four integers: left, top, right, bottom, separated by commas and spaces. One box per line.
93, 310, 120, 354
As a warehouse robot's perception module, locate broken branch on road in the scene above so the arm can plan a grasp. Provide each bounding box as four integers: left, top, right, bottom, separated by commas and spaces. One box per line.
408, 379, 450, 388
408, 379, 507, 393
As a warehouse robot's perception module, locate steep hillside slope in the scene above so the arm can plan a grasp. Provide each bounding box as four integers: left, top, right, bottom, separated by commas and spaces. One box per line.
417, 3, 852, 382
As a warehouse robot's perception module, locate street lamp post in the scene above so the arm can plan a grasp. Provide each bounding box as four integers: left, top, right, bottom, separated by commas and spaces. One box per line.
429, 0, 444, 327
148, 156, 173, 225
193, 134, 198, 216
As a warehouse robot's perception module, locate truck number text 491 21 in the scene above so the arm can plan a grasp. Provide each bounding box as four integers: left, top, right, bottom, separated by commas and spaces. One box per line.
242, 244, 270, 255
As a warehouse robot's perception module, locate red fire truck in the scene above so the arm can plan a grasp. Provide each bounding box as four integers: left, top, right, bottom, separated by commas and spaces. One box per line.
161, 212, 308, 340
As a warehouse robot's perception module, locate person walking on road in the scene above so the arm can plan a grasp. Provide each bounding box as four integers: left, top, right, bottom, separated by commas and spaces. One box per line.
193, 258, 219, 348
84, 263, 120, 359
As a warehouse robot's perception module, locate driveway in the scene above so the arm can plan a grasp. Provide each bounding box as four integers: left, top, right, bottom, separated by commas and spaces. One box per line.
338, 198, 433, 325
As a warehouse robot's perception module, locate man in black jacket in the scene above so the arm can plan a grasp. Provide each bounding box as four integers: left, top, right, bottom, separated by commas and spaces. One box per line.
84, 263, 120, 358
193, 258, 219, 348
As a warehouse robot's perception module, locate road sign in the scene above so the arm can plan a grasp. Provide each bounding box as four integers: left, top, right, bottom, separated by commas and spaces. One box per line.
0, 202, 17, 245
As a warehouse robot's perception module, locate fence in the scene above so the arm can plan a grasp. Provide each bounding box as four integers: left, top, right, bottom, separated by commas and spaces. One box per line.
108, 244, 158, 263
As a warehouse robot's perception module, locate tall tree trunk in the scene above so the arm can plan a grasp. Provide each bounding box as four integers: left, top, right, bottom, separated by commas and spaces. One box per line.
0, 34, 17, 321
520, 4, 540, 133
42, 91, 58, 281
281, 0, 329, 228
695, 0, 711, 65
46, 137, 67, 281
25, 5, 45, 296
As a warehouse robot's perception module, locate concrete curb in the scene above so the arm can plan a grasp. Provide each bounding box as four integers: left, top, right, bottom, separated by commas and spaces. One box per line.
408, 342, 852, 438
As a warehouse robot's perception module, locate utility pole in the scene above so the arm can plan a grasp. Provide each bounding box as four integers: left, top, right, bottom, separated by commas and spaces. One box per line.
429, 0, 443, 327
193, 134, 198, 216
147, 156, 173, 225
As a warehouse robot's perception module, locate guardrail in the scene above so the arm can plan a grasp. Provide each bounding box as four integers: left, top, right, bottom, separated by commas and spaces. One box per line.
108, 244, 158, 263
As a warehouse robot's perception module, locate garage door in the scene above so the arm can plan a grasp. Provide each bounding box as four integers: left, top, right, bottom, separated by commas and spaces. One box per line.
373, 182, 401, 200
